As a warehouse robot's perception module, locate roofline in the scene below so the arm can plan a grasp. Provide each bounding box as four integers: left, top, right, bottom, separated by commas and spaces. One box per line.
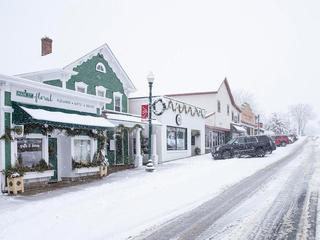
129, 95, 206, 111
15, 68, 76, 78
63, 43, 137, 92
222, 78, 242, 112
165, 91, 218, 97
0, 73, 112, 104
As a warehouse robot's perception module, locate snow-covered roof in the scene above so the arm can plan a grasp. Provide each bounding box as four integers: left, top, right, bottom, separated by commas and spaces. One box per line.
11, 42, 136, 93
105, 111, 162, 127
21, 106, 115, 128
165, 78, 241, 112
232, 124, 247, 133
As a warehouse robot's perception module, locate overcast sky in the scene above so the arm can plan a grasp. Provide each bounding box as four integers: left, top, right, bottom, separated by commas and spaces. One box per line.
1, 0, 319, 132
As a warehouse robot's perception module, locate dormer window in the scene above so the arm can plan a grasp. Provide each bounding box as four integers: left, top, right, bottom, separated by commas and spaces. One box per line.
96, 62, 106, 73
95, 86, 106, 97
75, 82, 88, 93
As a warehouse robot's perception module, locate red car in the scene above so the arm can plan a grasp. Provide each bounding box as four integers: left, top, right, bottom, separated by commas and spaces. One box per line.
272, 135, 290, 147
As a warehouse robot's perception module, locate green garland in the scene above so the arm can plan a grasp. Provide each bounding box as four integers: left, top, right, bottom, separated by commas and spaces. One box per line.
2, 159, 53, 178
0, 128, 14, 141
167, 100, 206, 118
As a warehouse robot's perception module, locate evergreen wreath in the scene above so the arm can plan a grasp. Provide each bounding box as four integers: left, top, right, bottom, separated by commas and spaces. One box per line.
152, 98, 166, 116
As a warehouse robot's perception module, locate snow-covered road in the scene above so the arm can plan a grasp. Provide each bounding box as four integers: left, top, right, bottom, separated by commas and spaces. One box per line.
0, 137, 311, 240
135, 137, 320, 240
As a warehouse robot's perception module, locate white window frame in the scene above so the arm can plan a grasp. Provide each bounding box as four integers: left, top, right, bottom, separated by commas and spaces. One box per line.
15, 134, 48, 166
95, 85, 106, 97
75, 82, 88, 93
96, 62, 106, 73
113, 92, 123, 112
71, 136, 97, 162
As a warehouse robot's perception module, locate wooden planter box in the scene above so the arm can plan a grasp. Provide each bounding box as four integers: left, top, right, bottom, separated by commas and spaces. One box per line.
24, 170, 55, 180
7, 176, 24, 195
73, 166, 100, 174
99, 166, 108, 177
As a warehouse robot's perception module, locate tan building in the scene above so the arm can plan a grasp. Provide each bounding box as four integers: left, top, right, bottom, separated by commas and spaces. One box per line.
240, 103, 262, 135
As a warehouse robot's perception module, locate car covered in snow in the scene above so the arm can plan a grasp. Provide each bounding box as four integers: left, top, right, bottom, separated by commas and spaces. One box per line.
211, 135, 275, 160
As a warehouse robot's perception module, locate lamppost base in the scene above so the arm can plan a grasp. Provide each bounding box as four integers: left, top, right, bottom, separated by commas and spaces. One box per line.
145, 159, 155, 172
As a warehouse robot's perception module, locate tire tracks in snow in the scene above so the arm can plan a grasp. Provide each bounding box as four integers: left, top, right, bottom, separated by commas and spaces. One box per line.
133, 138, 311, 240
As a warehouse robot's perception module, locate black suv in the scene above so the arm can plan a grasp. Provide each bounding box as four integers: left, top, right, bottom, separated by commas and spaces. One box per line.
211, 135, 276, 160
255, 135, 276, 153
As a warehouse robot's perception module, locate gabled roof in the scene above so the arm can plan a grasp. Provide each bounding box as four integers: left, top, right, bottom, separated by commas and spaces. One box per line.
166, 78, 241, 112
166, 91, 217, 97
223, 78, 242, 112
15, 43, 136, 93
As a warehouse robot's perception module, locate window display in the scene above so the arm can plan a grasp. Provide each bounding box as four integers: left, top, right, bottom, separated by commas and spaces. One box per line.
73, 139, 91, 162
167, 126, 187, 150
17, 138, 43, 167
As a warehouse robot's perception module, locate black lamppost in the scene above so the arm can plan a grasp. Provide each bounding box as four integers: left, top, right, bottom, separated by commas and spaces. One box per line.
146, 72, 155, 172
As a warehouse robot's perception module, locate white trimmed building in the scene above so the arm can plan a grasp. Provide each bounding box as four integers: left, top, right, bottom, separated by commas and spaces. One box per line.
166, 78, 242, 153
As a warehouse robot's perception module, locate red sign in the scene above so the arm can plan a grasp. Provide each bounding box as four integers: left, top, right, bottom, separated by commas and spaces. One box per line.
141, 104, 149, 120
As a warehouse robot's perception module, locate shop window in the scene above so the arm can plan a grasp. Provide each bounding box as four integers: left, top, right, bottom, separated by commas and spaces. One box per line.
113, 92, 122, 112
73, 139, 92, 162
167, 126, 187, 150
75, 82, 88, 93
96, 62, 106, 73
217, 100, 221, 113
17, 138, 43, 167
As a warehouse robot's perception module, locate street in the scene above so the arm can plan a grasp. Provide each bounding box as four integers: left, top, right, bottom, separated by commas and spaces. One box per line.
134, 137, 320, 240
0, 137, 317, 240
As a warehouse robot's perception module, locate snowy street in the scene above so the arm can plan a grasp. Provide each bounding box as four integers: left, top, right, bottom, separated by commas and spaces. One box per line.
0, 137, 318, 240
135, 136, 320, 240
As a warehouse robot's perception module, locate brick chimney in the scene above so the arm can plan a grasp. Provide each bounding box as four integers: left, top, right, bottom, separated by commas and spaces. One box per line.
41, 37, 52, 56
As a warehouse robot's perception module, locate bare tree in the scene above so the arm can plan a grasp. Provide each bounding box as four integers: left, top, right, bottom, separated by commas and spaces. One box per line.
289, 104, 314, 135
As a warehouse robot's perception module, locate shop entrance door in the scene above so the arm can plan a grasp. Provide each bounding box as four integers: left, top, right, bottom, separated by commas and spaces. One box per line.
48, 138, 58, 181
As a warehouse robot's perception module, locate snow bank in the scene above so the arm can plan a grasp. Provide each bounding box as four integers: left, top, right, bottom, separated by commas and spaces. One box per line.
0, 137, 307, 240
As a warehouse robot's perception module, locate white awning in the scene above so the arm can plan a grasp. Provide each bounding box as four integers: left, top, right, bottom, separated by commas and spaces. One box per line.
232, 125, 247, 133
105, 112, 162, 127
21, 106, 114, 128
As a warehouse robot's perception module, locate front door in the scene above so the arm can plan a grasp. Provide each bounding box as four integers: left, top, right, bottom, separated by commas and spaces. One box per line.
48, 138, 58, 181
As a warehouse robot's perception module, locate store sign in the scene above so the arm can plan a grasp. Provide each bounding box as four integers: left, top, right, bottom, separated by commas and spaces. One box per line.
141, 104, 149, 120
17, 138, 42, 152
12, 87, 97, 113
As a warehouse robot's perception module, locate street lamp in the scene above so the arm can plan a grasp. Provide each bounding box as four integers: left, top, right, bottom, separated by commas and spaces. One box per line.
146, 72, 155, 172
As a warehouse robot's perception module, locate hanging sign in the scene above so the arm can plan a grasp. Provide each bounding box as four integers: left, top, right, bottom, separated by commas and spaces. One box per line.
141, 104, 149, 120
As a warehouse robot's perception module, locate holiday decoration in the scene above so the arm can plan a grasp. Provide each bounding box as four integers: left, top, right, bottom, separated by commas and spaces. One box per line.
152, 98, 166, 116
166, 99, 206, 118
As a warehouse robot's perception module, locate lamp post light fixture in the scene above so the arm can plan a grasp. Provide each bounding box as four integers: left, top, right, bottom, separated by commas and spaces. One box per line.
146, 72, 155, 172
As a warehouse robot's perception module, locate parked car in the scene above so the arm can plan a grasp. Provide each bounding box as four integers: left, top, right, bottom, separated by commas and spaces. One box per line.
211, 135, 273, 160
255, 135, 276, 153
272, 135, 290, 147
288, 134, 298, 143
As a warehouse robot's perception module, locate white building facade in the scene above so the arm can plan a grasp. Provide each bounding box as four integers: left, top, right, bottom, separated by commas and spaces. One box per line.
166, 78, 242, 153
129, 96, 206, 163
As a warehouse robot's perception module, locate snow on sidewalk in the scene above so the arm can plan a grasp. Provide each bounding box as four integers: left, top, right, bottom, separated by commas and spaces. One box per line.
0, 138, 306, 240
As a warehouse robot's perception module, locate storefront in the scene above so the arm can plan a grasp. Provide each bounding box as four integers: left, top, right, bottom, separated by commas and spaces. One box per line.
205, 126, 229, 152
129, 96, 206, 163
0, 74, 114, 191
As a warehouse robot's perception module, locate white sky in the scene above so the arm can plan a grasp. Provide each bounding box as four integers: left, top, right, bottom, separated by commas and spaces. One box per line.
1, 0, 319, 131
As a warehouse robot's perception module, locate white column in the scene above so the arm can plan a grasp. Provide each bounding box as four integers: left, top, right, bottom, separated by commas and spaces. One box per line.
134, 128, 143, 168
0, 87, 4, 192
152, 133, 158, 165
